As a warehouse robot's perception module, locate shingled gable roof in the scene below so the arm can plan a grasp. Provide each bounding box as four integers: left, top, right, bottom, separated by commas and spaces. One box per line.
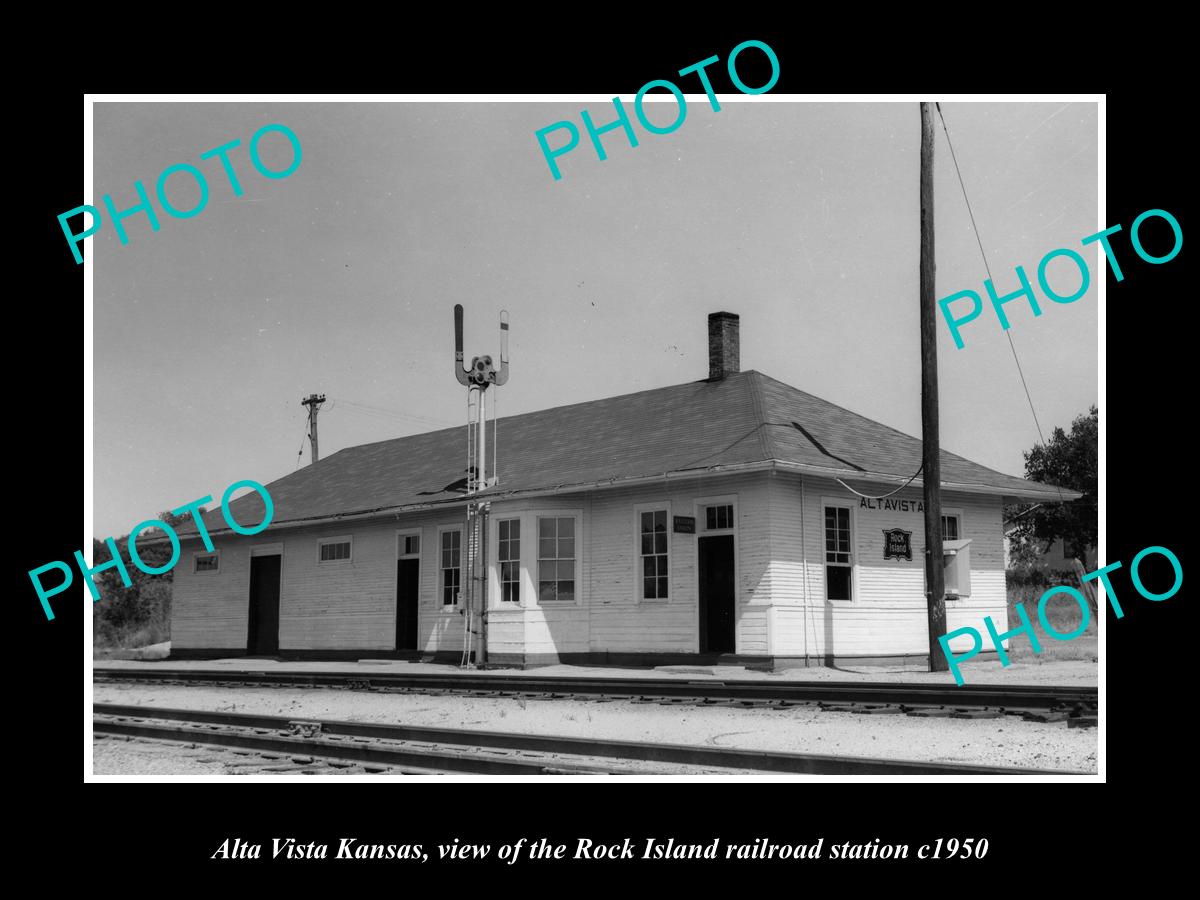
193, 370, 1080, 537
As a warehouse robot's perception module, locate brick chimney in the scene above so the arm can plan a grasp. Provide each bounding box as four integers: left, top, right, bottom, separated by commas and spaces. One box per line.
708, 312, 740, 380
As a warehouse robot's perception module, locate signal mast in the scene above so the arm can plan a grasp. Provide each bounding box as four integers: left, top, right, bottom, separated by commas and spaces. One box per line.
453, 304, 509, 667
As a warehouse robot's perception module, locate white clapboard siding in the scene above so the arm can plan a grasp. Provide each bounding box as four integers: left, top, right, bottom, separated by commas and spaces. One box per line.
172, 467, 1012, 661
485, 606, 527, 658
767, 472, 1009, 657
172, 511, 473, 652
738, 606, 770, 654
279, 522, 391, 651
582, 472, 772, 654
172, 539, 252, 648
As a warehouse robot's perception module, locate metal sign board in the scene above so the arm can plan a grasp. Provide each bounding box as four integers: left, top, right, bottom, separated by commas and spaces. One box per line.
673, 516, 696, 534
882, 528, 913, 561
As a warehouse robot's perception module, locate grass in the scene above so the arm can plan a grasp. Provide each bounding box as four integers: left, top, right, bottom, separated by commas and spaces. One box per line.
92, 577, 173, 659
93, 612, 171, 659
1004, 569, 1098, 663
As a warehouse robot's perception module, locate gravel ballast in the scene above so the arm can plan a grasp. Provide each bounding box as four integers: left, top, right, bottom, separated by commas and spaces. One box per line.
93, 682, 1096, 774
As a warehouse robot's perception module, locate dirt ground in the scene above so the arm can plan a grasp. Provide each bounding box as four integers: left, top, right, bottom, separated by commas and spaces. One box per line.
92, 681, 1097, 775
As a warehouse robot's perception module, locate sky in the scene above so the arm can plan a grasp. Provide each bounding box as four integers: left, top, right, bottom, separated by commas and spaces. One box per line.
92, 100, 1098, 537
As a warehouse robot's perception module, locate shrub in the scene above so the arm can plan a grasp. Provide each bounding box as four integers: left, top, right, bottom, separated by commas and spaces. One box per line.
91, 536, 175, 649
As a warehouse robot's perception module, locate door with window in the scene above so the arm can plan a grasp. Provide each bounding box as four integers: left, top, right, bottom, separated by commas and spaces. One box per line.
698, 502, 736, 653
698, 536, 735, 652
396, 533, 420, 651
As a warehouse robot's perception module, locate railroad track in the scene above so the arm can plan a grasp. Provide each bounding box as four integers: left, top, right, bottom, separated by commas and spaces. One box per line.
93, 703, 1086, 776
93, 666, 1097, 724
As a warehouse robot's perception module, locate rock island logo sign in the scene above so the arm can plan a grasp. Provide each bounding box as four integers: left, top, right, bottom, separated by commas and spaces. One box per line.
882, 528, 913, 561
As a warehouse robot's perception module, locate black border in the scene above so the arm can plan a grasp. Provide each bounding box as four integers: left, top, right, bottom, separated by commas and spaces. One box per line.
20, 28, 1188, 885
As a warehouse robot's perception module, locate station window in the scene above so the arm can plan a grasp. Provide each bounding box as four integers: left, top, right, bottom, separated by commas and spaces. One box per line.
194, 552, 219, 573
639, 509, 669, 600
939, 510, 970, 598
824, 505, 853, 601
318, 537, 352, 564
941, 514, 960, 542
537, 516, 575, 603
498, 519, 521, 604
441, 529, 462, 606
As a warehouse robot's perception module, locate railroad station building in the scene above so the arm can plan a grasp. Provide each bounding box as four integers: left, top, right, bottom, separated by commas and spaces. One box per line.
171, 313, 1078, 668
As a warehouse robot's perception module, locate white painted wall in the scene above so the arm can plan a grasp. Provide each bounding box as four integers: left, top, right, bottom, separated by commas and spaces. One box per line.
173, 469, 1010, 661
767, 472, 1009, 659
173, 510, 470, 652
483, 472, 773, 656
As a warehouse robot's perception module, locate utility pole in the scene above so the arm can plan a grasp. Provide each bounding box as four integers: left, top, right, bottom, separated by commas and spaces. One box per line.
301, 393, 326, 464
920, 102, 948, 671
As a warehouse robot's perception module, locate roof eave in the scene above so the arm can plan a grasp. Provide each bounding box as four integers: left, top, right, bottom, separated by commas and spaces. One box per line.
164, 458, 1075, 542
769, 461, 1080, 501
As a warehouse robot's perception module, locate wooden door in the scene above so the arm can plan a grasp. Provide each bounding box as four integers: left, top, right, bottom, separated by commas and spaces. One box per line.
247, 555, 281, 655
698, 535, 735, 653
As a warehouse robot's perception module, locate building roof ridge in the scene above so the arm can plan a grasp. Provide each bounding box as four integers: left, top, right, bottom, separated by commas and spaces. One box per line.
331, 371, 761, 456
745, 371, 775, 462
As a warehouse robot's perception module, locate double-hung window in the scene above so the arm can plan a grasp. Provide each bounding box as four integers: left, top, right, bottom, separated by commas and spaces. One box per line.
440, 529, 462, 606
639, 509, 669, 600
824, 505, 853, 601
498, 519, 521, 604
941, 514, 960, 542
939, 511, 970, 597
537, 516, 575, 603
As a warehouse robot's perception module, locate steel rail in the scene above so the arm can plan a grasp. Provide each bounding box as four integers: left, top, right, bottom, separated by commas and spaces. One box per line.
94, 703, 1087, 776
94, 666, 1096, 712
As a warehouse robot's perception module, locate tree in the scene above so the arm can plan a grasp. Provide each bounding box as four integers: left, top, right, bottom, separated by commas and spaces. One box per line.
92, 505, 205, 645
1006, 406, 1098, 565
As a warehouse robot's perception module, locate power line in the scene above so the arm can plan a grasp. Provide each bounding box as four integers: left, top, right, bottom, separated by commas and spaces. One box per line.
836, 463, 923, 501
934, 103, 1066, 508
328, 397, 456, 428
294, 418, 309, 470
934, 102, 1048, 448
332, 403, 446, 428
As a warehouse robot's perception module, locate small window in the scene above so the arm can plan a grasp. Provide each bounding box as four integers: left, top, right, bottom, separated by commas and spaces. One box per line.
498, 519, 521, 604
441, 529, 462, 606
537, 516, 575, 603
401, 534, 420, 557
194, 552, 219, 573
639, 509, 669, 600
824, 505, 852, 601
318, 537, 352, 563
705, 504, 734, 531
941, 514, 960, 542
